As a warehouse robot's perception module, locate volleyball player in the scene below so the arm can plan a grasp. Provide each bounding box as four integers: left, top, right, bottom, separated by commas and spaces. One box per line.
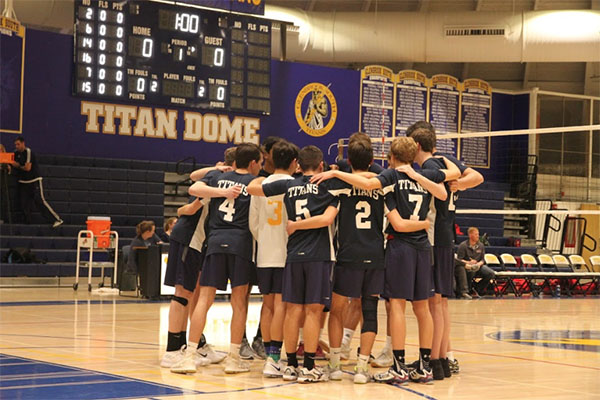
312, 137, 459, 384
248, 145, 338, 383
170, 143, 262, 374
160, 155, 237, 369
249, 139, 299, 377
407, 122, 483, 378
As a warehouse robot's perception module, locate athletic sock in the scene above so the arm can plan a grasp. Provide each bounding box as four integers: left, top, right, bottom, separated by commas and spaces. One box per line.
286, 352, 298, 368
188, 341, 198, 353
392, 349, 405, 372
167, 332, 183, 352
199, 333, 207, 348
271, 340, 282, 362
263, 340, 271, 354
304, 352, 316, 370
180, 331, 188, 348
357, 353, 369, 370
329, 347, 341, 366
446, 351, 455, 362
342, 328, 354, 346
230, 343, 241, 358
419, 348, 431, 370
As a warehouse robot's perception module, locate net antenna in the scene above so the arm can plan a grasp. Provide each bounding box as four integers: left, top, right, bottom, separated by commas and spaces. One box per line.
1, 0, 18, 20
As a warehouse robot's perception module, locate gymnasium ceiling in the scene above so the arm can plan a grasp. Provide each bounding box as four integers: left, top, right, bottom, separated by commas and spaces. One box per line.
3, 0, 600, 96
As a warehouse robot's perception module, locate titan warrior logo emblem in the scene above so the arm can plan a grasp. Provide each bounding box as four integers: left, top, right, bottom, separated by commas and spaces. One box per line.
294, 82, 338, 138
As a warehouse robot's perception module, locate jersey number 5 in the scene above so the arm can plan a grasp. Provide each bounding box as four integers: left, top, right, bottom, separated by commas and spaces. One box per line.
219, 198, 236, 222
295, 199, 311, 221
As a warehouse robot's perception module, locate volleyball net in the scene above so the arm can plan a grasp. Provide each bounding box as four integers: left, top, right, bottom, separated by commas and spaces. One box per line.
329, 124, 600, 260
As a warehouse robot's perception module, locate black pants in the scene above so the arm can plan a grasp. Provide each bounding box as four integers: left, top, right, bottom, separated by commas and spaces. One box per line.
455, 264, 495, 295
17, 178, 61, 224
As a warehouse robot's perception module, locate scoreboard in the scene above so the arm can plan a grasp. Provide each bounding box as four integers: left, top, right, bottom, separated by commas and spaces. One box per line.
73, 0, 271, 114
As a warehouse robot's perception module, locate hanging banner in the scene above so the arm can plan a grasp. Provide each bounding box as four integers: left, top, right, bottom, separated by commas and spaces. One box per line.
459, 78, 492, 168
428, 74, 459, 158
359, 65, 395, 160
394, 70, 428, 137
0, 17, 25, 133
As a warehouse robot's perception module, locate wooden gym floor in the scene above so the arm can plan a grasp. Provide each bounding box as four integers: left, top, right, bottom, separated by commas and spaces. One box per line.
0, 288, 599, 400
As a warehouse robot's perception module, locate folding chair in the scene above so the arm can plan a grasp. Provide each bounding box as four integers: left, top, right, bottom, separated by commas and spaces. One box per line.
569, 255, 593, 295
552, 255, 578, 296
521, 254, 542, 297
537, 254, 559, 296
500, 253, 527, 296
484, 254, 504, 296
590, 256, 600, 272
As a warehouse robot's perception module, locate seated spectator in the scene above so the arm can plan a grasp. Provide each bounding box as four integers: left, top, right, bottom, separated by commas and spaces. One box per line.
127, 220, 162, 274
455, 227, 495, 298
159, 217, 177, 243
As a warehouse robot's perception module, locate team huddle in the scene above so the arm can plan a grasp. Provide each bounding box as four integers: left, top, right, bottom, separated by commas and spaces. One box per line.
159, 121, 484, 385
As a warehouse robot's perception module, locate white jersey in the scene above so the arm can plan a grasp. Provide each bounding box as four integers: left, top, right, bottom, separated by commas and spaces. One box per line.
249, 173, 293, 268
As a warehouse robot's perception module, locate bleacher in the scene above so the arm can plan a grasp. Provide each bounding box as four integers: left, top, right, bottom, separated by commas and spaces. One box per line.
0, 154, 178, 279
455, 181, 537, 257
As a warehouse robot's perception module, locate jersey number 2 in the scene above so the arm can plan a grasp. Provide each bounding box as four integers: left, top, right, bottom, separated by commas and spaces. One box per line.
219, 199, 236, 222
355, 201, 371, 229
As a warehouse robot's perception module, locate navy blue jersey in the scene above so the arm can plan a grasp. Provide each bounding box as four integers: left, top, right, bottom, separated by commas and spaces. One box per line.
422, 156, 454, 247
336, 159, 384, 174
433, 152, 468, 216
262, 175, 339, 263
328, 178, 385, 269
376, 168, 445, 249
170, 196, 208, 249
204, 171, 255, 261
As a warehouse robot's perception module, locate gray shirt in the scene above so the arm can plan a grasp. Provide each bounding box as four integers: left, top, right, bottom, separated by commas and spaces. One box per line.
456, 239, 485, 267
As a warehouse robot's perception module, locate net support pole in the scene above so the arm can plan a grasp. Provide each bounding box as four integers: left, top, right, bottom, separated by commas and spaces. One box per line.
588, 99, 594, 202
338, 138, 344, 161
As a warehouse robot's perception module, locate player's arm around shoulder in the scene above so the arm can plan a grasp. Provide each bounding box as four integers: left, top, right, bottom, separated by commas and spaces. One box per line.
189, 180, 241, 199
386, 208, 430, 233
286, 205, 339, 236
311, 169, 381, 190
177, 198, 202, 216
396, 164, 448, 201
247, 177, 267, 196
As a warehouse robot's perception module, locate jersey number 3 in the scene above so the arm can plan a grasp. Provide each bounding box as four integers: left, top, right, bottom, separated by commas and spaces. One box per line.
219, 198, 236, 222
267, 200, 283, 226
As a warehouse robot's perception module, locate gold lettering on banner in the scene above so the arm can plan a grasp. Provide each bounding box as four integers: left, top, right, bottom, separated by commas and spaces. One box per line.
183, 112, 202, 141
103, 105, 116, 134
114, 105, 137, 135
155, 109, 178, 139
134, 107, 155, 137
202, 114, 219, 143
81, 101, 261, 144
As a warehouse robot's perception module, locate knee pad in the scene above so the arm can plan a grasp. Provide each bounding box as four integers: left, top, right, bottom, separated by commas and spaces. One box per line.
360, 296, 378, 334
172, 295, 188, 307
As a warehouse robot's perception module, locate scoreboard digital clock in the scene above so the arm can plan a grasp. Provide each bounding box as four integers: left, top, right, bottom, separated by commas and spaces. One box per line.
73, 0, 271, 114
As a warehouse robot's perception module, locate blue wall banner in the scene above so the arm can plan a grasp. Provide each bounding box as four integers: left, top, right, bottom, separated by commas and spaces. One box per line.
459, 78, 492, 168
428, 74, 460, 159
0, 17, 25, 133
359, 65, 395, 160
394, 70, 428, 137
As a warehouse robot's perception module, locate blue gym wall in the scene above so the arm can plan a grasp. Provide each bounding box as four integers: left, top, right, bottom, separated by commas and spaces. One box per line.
0, 28, 529, 183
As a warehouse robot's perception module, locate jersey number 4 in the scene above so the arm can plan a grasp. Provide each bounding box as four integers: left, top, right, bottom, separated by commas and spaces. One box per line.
219, 198, 236, 222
